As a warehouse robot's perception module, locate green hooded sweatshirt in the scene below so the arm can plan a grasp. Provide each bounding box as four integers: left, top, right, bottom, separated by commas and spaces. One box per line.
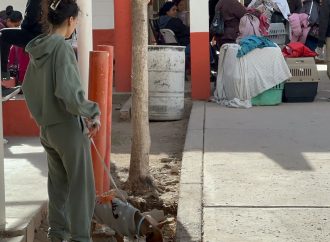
23, 34, 100, 126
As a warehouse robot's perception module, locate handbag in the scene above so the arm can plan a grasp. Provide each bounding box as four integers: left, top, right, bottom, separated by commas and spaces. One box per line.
210, 11, 225, 35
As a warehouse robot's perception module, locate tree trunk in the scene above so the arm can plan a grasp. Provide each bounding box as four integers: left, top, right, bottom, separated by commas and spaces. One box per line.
129, 0, 151, 192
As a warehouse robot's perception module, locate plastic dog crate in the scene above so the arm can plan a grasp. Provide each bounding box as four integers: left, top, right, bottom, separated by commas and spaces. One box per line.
283, 57, 319, 102
283, 82, 318, 102
268, 23, 286, 45
252, 83, 284, 106
286, 57, 319, 82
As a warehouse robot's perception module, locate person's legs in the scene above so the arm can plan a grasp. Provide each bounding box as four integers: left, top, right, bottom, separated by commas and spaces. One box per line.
305, 35, 318, 51
40, 129, 70, 241
45, 118, 96, 242
1, 28, 36, 75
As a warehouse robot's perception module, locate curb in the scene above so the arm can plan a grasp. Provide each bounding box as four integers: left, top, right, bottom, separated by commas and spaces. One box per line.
1, 202, 47, 242
176, 101, 205, 242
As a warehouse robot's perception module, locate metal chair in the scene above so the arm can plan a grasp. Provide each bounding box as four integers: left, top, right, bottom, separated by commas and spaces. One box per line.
149, 18, 164, 45
159, 29, 178, 45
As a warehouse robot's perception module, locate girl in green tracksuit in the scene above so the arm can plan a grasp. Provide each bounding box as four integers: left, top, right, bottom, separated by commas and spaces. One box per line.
22, 0, 100, 241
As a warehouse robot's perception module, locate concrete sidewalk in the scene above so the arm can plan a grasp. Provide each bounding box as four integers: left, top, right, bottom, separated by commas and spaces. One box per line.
1, 137, 48, 242
2, 65, 330, 242
0, 94, 131, 242
177, 66, 330, 241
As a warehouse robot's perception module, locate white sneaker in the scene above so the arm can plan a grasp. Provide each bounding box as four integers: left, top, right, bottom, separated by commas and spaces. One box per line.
315, 46, 326, 61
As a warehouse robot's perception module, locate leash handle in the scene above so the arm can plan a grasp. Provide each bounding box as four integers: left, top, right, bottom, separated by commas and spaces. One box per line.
90, 138, 127, 203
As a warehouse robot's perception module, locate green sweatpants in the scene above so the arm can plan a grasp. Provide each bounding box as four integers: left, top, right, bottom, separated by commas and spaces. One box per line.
40, 117, 95, 242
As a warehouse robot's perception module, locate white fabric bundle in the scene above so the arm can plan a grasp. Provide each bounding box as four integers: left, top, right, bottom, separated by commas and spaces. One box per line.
214, 43, 292, 108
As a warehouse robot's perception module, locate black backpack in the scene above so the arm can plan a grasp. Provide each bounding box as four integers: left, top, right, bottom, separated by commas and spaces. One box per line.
210, 11, 225, 35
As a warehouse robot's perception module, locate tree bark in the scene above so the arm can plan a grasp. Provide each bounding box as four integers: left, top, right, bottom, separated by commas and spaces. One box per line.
129, 0, 151, 192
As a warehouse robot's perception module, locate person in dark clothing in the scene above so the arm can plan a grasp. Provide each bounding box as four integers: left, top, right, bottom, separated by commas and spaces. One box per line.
314, 0, 330, 59
0, 9, 23, 101
0, 6, 13, 20
215, 0, 247, 45
0, 10, 23, 29
317, 0, 330, 48
209, 0, 219, 25
1, 0, 42, 80
158, 2, 190, 47
287, 0, 302, 13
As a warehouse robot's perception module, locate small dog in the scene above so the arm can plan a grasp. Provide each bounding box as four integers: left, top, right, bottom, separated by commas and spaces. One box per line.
93, 196, 164, 242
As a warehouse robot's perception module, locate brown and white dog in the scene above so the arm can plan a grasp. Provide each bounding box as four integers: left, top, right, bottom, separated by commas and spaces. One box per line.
93, 196, 164, 242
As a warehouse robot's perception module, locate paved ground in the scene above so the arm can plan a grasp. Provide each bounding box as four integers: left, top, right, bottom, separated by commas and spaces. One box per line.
176, 65, 330, 242
1, 137, 47, 242
2, 65, 330, 242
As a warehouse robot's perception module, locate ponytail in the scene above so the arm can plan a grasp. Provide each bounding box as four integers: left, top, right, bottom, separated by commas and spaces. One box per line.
42, 0, 79, 32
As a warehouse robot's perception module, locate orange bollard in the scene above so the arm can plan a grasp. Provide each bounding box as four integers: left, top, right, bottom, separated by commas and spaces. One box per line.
114, 0, 132, 92
97, 45, 114, 193
88, 51, 109, 195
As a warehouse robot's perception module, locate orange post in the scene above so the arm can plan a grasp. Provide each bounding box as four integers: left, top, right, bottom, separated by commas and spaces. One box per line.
97, 45, 114, 192
88, 51, 109, 195
191, 32, 211, 100
114, 0, 132, 92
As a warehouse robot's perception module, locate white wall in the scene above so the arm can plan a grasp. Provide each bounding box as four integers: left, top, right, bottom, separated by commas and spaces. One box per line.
92, 0, 114, 29
190, 0, 209, 32
0, 1, 26, 14
0, 0, 115, 30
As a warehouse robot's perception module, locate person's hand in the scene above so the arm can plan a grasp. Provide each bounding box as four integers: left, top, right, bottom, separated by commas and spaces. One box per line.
84, 115, 101, 138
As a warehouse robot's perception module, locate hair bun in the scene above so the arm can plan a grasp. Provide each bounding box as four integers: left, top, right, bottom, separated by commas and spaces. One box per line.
6, 8, 13, 16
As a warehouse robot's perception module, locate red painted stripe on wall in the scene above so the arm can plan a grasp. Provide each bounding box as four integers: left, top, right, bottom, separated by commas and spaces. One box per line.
93, 29, 115, 50
190, 32, 210, 100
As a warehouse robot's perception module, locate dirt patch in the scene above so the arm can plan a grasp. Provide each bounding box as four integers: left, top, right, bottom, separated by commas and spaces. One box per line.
34, 98, 192, 242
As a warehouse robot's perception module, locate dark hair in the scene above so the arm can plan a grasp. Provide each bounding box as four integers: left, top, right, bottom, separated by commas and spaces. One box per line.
5, 5, 14, 16
42, 0, 79, 30
159, 2, 176, 16
6, 10, 23, 23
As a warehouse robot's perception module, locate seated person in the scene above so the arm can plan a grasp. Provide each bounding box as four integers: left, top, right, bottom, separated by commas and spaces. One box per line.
0, 9, 23, 101
175, 0, 189, 26
1, 0, 42, 80
158, 2, 190, 47
0, 5, 13, 20
0, 9, 23, 29
1, 0, 42, 101
215, 0, 247, 46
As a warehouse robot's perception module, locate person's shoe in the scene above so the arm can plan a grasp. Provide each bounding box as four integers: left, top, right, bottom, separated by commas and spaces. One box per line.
2, 86, 21, 102
1, 71, 10, 80
315, 46, 326, 61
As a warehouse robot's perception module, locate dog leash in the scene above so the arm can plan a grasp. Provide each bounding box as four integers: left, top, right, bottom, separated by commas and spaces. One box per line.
90, 138, 128, 203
